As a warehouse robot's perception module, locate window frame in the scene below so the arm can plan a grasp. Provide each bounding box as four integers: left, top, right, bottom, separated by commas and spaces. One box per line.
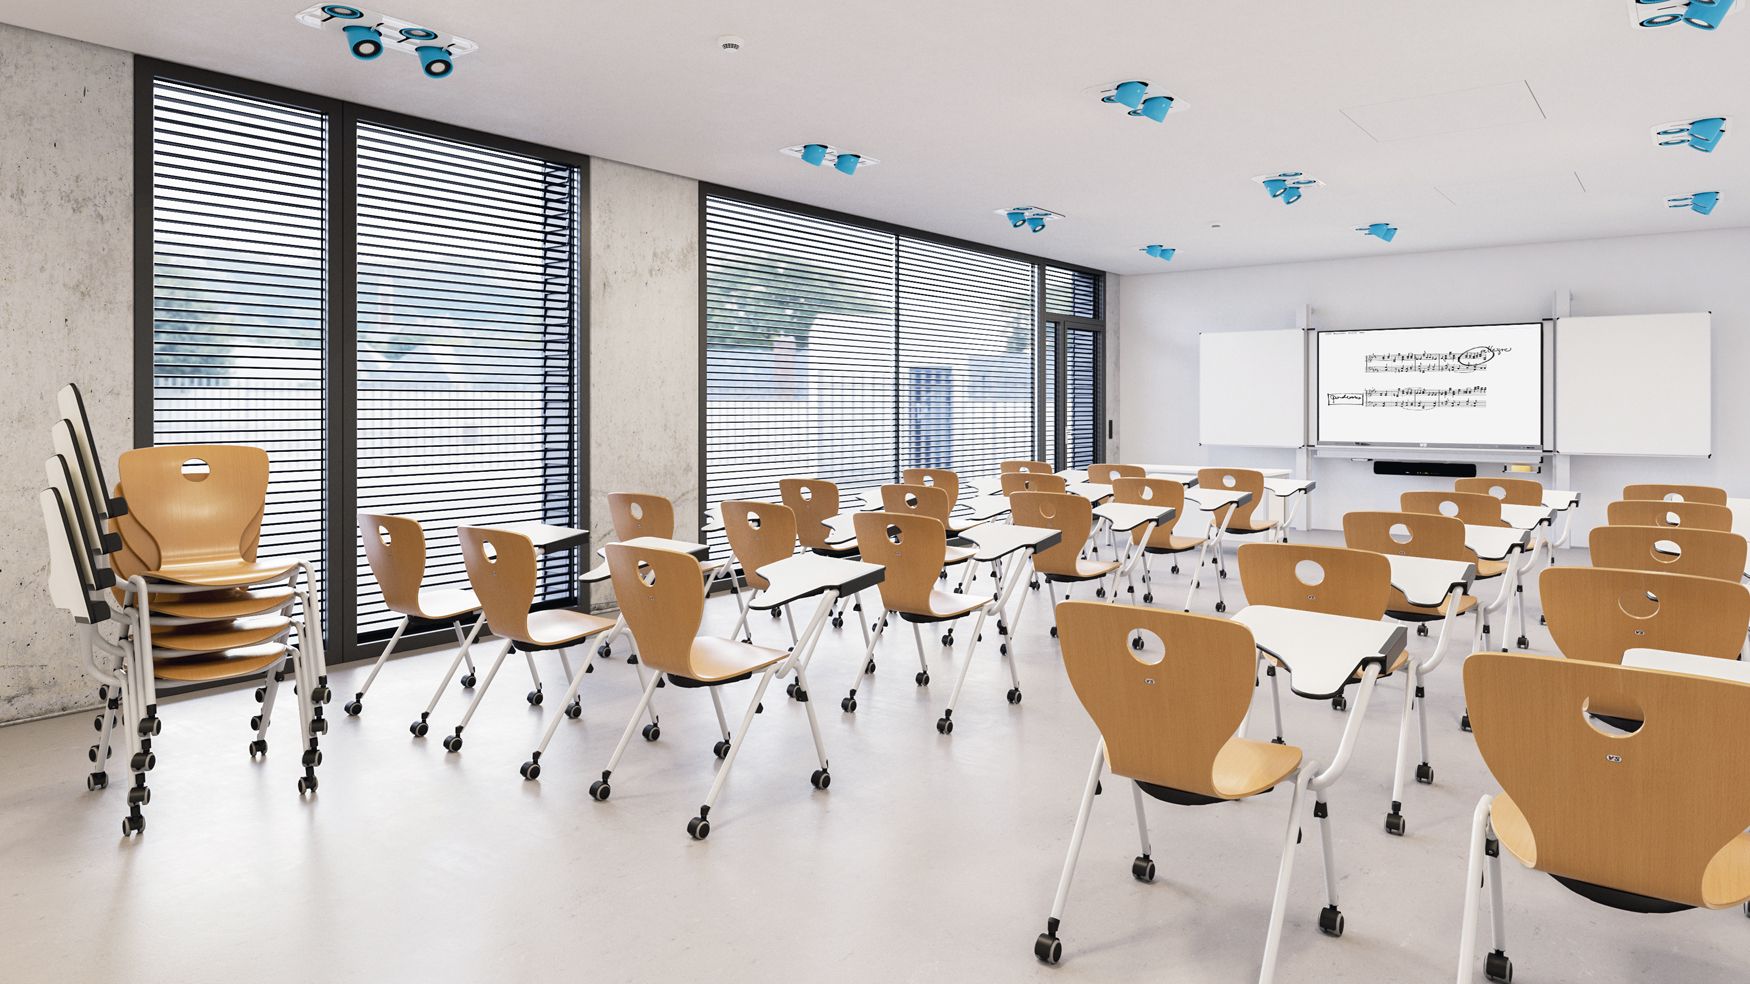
134, 58, 590, 666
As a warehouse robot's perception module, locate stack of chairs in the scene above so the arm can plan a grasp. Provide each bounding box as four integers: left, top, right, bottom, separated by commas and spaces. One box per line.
38, 384, 331, 835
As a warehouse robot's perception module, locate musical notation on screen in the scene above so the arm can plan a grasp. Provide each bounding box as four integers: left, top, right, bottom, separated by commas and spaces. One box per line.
1325, 385, 1488, 411
1363, 346, 1510, 374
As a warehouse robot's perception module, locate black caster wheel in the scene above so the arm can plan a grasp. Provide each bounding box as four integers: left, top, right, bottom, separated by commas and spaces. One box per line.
1460, 713, 1472, 733
1143, 593, 1154, 604
311, 717, 329, 736
1515, 636, 1529, 650
519, 760, 541, 781
1385, 813, 1406, 836
92, 715, 105, 732
999, 643, 1009, 656
997, 621, 1008, 636
1318, 905, 1345, 938
1219, 570, 1228, 580
460, 673, 477, 689
840, 697, 857, 713
1214, 601, 1227, 613
642, 724, 661, 742
87, 772, 108, 791
1484, 950, 1513, 983
713, 740, 731, 760
300, 749, 323, 769
1270, 736, 1286, 745
442, 734, 463, 753
1415, 762, 1434, 784
1095, 587, 1106, 599
1049, 625, 1058, 638
1331, 694, 1348, 712
298, 776, 318, 795
1029, 580, 1040, 591
687, 816, 711, 840
936, 716, 954, 735
942, 633, 953, 646
122, 815, 145, 836
129, 751, 155, 772
1034, 933, 1062, 965
87, 745, 100, 763
1131, 635, 1144, 650
1132, 855, 1155, 883
771, 608, 783, 620
1170, 565, 1181, 575
756, 702, 763, 713
864, 659, 876, 674
565, 700, 583, 720
313, 685, 332, 704
410, 719, 429, 737
810, 769, 831, 789
248, 739, 268, 757
915, 671, 930, 687
1416, 624, 1429, 637
344, 700, 362, 716
1742, 901, 1749, 918
831, 616, 844, 629
589, 780, 611, 801
1006, 688, 1023, 705
526, 689, 544, 706
254, 687, 266, 703
598, 642, 613, 657
250, 715, 262, 730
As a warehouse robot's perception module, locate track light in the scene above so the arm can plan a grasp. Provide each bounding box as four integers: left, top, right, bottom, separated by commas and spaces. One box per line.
781, 144, 877, 174
1141, 245, 1176, 261
833, 154, 862, 176
800, 143, 828, 166
416, 45, 453, 77
1129, 96, 1174, 123
1684, 0, 1736, 29
1280, 186, 1303, 205
1027, 217, 1047, 233
297, 5, 476, 77
343, 24, 384, 59
1007, 210, 1027, 228
1669, 191, 1720, 215
1358, 222, 1398, 242
1262, 178, 1288, 198
1255, 171, 1320, 205
1103, 81, 1148, 110
1654, 116, 1728, 152
998, 206, 1063, 233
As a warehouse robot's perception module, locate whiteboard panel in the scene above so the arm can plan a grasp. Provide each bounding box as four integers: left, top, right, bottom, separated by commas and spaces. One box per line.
1555, 313, 1711, 457
1198, 330, 1304, 448
1315, 323, 1544, 449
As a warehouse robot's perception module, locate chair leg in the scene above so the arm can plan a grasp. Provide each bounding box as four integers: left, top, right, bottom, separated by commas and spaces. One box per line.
1455, 795, 1500, 984
453, 618, 481, 685
1487, 831, 1511, 980
1034, 741, 1105, 965
729, 586, 756, 644
590, 668, 664, 802
853, 591, 872, 649
841, 614, 887, 711
1313, 789, 1345, 937
1386, 663, 1417, 835
521, 645, 593, 779
410, 617, 486, 737
347, 615, 408, 713
1257, 768, 1312, 984
709, 686, 732, 756
1130, 782, 1156, 882
937, 604, 998, 735
1417, 678, 1434, 783
442, 639, 514, 753
785, 605, 799, 646
909, 621, 933, 685
1267, 665, 1286, 745
690, 666, 782, 838
522, 646, 545, 704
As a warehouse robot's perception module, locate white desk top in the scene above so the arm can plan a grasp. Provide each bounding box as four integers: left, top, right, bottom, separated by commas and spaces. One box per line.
842, 489, 886, 512
1263, 478, 1317, 497
615, 535, 710, 557
1464, 524, 1530, 562
1232, 605, 1408, 700
1622, 648, 1750, 685
1499, 503, 1556, 531
969, 475, 1005, 497
1056, 468, 1088, 483
1067, 481, 1115, 502
960, 523, 1063, 562
480, 521, 589, 553
750, 554, 884, 610
1183, 488, 1255, 512
1543, 490, 1581, 511
1385, 555, 1476, 608
823, 512, 859, 546
953, 493, 1013, 521
1093, 502, 1175, 532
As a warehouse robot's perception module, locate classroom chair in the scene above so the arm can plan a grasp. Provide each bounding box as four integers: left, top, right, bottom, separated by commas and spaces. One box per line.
1001, 459, 1052, 474
1454, 477, 1544, 506
1111, 477, 1203, 603
719, 499, 799, 644
1086, 463, 1145, 484
1009, 491, 1119, 635
880, 483, 977, 573
590, 542, 832, 839
590, 491, 738, 660
1621, 482, 1728, 506
1343, 511, 1496, 645
1401, 490, 1508, 527
1035, 602, 1341, 984
900, 467, 960, 510
348, 513, 488, 716
1605, 498, 1734, 532
1000, 471, 1068, 495
841, 511, 991, 718
1587, 525, 1748, 584
1456, 653, 1750, 983
433, 526, 616, 762
1237, 542, 1394, 721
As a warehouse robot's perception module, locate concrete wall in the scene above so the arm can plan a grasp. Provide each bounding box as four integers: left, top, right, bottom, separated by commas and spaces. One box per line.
0, 24, 134, 722
1116, 227, 1750, 537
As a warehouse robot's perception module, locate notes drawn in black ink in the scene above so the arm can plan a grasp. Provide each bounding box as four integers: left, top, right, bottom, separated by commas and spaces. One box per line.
1325, 385, 1488, 411
1362, 346, 1509, 374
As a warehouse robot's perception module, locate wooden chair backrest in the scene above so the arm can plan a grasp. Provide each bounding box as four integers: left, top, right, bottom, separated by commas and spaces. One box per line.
605, 542, 705, 679
1001, 471, 1067, 496
117, 445, 269, 569
1001, 460, 1052, 474
1112, 477, 1187, 548
359, 512, 428, 615
1622, 483, 1728, 506
1010, 491, 1095, 578
1540, 566, 1750, 667
1464, 652, 1750, 908
1342, 510, 1474, 563
608, 492, 676, 541
456, 525, 538, 644
779, 478, 842, 550
1237, 542, 1390, 620
1587, 525, 1748, 585
1058, 601, 1261, 797
1401, 490, 1506, 528
719, 500, 797, 592
1088, 463, 1145, 485
880, 483, 952, 526
852, 511, 948, 615
1455, 476, 1545, 506
900, 468, 959, 511
1196, 468, 1266, 528
1606, 499, 1733, 532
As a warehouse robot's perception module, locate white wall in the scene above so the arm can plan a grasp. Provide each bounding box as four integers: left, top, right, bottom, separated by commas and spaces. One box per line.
0, 24, 134, 723
1117, 227, 1750, 536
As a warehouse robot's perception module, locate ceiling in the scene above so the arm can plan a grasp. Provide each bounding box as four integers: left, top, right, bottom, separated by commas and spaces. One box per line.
3, 0, 1747, 274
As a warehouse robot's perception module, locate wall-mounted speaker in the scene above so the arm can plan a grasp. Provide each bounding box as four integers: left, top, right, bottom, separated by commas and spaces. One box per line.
1373, 460, 1477, 478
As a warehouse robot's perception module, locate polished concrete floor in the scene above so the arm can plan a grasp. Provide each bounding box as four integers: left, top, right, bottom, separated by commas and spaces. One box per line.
1, 535, 1743, 983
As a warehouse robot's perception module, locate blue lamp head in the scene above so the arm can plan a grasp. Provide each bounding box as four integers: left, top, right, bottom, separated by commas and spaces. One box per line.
1690, 191, 1720, 214
321, 4, 365, 18
799, 144, 828, 167
1143, 245, 1175, 261
1027, 216, 1047, 233
400, 27, 440, 42
1262, 178, 1288, 199
1687, 117, 1726, 151
343, 24, 384, 59
1280, 185, 1303, 205
416, 45, 453, 77
833, 153, 861, 176
1007, 210, 1027, 228
1129, 96, 1174, 123
1685, 0, 1735, 29
1103, 81, 1147, 110
1361, 223, 1397, 242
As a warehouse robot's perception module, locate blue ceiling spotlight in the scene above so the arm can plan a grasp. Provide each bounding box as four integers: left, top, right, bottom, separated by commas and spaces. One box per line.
416, 44, 453, 78
1131, 96, 1175, 123
998, 206, 1063, 233
343, 24, 384, 59
1669, 191, 1720, 214
1103, 80, 1148, 110
1006, 209, 1028, 228
1097, 80, 1181, 124
1358, 222, 1399, 243
297, 6, 477, 77
799, 143, 829, 166
833, 154, 862, 176
1652, 116, 1728, 152
1255, 171, 1322, 205
1686, 0, 1737, 28
1632, 0, 1737, 29
781, 144, 877, 175
1141, 245, 1176, 261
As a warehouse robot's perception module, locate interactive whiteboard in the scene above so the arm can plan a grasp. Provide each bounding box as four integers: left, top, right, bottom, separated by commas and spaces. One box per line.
1555, 313, 1710, 457
1198, 330, 1305, 447
1316, 323, 1544, 449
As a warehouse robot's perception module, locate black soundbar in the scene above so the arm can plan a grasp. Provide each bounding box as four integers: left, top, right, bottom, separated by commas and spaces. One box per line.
1373, 460, 1477, 478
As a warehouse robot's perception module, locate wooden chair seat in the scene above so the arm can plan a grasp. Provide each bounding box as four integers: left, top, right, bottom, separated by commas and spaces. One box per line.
1205, 737, 1304, 799
1226, 519, 1279, 534
1476, 558, 1509, 578
901, 588, 987, 623
523, 609, 618, 649
409, 586, 481, 621
680, 636, 788, 684
1045, 558, 1119, 583
115, 586, 294, 620
153, 644, 289, 682
142, 558, 302, 589
152, 615, 291, 654
1388, 589, 1478, 620
1142, 534, 1205, 555
944, 544, 977, 566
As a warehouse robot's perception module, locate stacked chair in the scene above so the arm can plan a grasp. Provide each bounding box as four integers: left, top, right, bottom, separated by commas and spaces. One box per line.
38, 384, 330, 835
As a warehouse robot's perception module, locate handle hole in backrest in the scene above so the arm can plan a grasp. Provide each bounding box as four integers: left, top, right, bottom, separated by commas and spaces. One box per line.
747, 513, 762, 530
1663, 510, 1682, 527
1487, 485, 1507, 500
1128, 627, 1167, 666
1294, 559, 1326, 586
904, 492, 920, 509
885, 524, 903, 545
630, 502, 644, 521
181, 458, 211, 482
1662, 492, 1685, 502
1651, 539, 1681, 563
1617, 589, 1659, 619
378, 524, 393, 546
1582, 697, 1643, 735
1221, 474, 1237, 489
1140, 486, 1156, 501
1388, 522, 1412, 545
482, 541, 499, 563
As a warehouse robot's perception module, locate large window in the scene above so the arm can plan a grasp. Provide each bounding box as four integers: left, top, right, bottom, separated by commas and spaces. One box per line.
703, 193, 1100, 531
141, 64, 584, 660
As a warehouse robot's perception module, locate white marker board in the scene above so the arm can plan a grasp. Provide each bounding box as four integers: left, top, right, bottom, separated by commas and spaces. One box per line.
1198, 330, 1305, 447
1315, 323, 1545, 449
1555, 313, 1710, 457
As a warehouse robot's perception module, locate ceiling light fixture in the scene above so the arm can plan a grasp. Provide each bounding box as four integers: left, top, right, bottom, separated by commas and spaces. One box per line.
1357, 222, 1399, 243
1668, 191, 1719, 214
781, 144, 877, 175
997, 206, 1063, 233
1254, 171, 1323, 205
296, 5, 475, 78
1631, 0, 1735, 30
1652, 116, 1727, 152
